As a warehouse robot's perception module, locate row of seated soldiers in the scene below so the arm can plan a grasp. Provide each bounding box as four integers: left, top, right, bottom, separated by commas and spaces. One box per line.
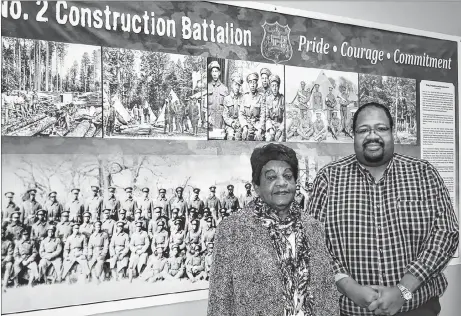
2, 184, 252, 227
1, 193, 229, 290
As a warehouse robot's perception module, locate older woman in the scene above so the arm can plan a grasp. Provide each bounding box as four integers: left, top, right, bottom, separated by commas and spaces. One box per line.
208, 143, 338, 316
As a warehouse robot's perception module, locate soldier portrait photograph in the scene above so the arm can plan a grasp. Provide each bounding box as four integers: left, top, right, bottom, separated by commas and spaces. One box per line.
359, 74, 417, 145
207, 58, 285, 142
285, 66, 359, 143
102, 48, 207, 140
1, 37, 103, 137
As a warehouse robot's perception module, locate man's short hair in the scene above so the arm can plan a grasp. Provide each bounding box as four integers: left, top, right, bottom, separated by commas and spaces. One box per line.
352, 102, 394, 132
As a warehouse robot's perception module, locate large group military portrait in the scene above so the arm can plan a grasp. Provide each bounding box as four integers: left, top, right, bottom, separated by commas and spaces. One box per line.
0, 142, 342, 314
285, 66, 359, 143
206, 57, 285, 142
102, 48, 208, 140
1, 37, 103, 137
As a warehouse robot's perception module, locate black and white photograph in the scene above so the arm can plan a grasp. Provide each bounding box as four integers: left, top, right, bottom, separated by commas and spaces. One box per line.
359, 74, 417, 145
102, 48, 207, 140
207, 58, 285, 141
285, 67, 358, 143
1, 37, 103, 137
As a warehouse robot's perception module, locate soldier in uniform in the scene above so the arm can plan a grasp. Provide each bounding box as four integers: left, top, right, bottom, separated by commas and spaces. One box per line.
258, 68, 272, 97
265, 74, 285, 142
205, 186, 221, 222
142, 101, 150, 124
1, 223, 14, 291
130, 209, 148, 236
312, 83, 323, 111
293, 81, 310, 120
56, 211, 73, 244
88, 220, 109, 284
62, 223, 90, 283
188, 96, 200, 136
86, 186, 103, 222
329, 110, 341, 139
7, 212, 24, 241
31, 210, 48, 246
222, 184, 240, 214
66, 188, 84, 224
189, 188, 204, 219
168, 208, 181, 229
222, 72, 243, 140
174, 99, 186, 134
338, 86, 352, 133
139, 187, 153, 220
169, 218, 187, 255
169, 187, 187, 218
80, 212, 94, 240
203, 242, 214, 280
201, 216, 215, 252
21, 188, 42, 226
45, 191, 63, 224
104, 186, 120, 221
240, 72, 266, 141
121, 187, 137, 221
3, 192, 19, 224
325, 86, 337, 123
155, 188, 170, 218
106, 86, 117, 137
201, 208, 216, 228
185, 219, 202, 253
312, 110, 328, 142
117, 209, 130, 235
165, 244, 185, 280
294, 184, 305, 209
185, 244, 206, 282
216, 208, 228, 226
207, 61, 228, 130
242, 183, 254, 207
13, 229, 39, 287
128, 221, 150, 282
151, 219, 169, 252
101, 209, 116, 239
109, 221, 130, 280
166, 95, 176, 134
38, 225, 62, 284
140, 247, 168, 283
147, 207, 163, 239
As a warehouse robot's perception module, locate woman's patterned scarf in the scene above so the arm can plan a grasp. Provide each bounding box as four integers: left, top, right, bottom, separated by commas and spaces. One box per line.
253, 200, 314, 316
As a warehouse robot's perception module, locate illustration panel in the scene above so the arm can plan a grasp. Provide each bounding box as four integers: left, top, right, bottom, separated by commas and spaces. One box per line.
285, 66, 359, 143
1, 37, 103, 137
207, 57, 285, 142
102, 48, 207, 140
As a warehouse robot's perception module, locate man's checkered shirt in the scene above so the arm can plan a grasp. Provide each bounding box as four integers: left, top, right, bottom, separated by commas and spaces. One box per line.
308, 153, 459, 316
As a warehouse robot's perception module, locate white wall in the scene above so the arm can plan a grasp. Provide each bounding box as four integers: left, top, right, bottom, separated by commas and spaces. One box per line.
96, 2, 461, 316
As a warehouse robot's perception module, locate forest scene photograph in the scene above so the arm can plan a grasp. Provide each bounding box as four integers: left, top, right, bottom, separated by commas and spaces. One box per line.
102, 48, 207, 140
1, 37, 102, 137
359, 74, 417, 145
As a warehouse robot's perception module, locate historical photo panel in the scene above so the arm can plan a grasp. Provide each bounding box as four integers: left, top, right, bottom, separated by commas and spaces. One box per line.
102, 48, 207, 140
285, 67, 359, 143
359, 74, 417, 145
207, 58, 285, 142
1, 37, 103, 137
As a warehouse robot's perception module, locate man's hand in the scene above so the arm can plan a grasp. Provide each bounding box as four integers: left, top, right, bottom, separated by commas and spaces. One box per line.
368, 286, 404, 316
337, 277, 379, 308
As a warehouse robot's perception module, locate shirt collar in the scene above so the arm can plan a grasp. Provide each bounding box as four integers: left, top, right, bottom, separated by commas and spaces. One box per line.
354, 154, 395, 182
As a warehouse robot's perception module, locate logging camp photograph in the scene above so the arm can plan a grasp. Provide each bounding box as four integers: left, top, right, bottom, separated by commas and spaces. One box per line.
102, 48, 207, 140
1, 37, 103, 137
359, 74, 417, 145
285, 66, 359, 143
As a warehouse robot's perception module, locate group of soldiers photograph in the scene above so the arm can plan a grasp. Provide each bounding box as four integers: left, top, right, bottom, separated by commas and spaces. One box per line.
207, 60, 286, 142
2, 181, 293, 291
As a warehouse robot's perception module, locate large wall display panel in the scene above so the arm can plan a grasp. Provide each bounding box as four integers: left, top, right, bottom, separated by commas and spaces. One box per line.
1, 1, 459, 315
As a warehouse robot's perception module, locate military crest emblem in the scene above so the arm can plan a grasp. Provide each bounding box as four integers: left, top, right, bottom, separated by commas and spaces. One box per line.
261, 21, 293, 64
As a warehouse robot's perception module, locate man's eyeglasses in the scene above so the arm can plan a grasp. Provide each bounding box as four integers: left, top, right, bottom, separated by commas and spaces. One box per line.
355, 126, 391, 135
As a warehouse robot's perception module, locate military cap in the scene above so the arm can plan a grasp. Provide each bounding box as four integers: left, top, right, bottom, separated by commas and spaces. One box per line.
227, 184, 234, 190
71, 188, 80, 194
193, 188, 200, 194
108, 186, 116, 192
116, 221, 125, 227
37, 209, 46, 216
314, 83, 320, 87
176, 187, 184, 193
21, 228, 30, 235
142, 187, 150, 193
91, 186, 100, 191
48, 191, 57, 197
171, 244, 179, 250
103, 208, 111, 213
205, 216, 213, 222
193, 244, 201, 251
203, 207, 211, 213
172, 208, 179, 213
173, 218, 183, 225
124, 187, 133, 193
158, 188, 166, 194
157, 220, 165, 227
245, 183, 252, 189
209, 186, 216, 192
117, 209, 126, 215
191, 219, 199, 225
27, 188, 37, 194
134, 209, 142, 214
94, 220, 102, 226
135, 221, 143, 227
153, 206, 162, 212
246, 72, 259, 82
208, 60, 220, 71
4, 192, 14, 197
61, 210, 70, 215
296, 184, 301, 189
219, 207, 227, 213
72, 223, 80, 228
315, 110, 323, 115
189, 207, 197, 213
230, 72, 243, 85
83, 211, 91, 217
269, 74, 281, 85
46, 225, 56, 232
260, 68, 272, 77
